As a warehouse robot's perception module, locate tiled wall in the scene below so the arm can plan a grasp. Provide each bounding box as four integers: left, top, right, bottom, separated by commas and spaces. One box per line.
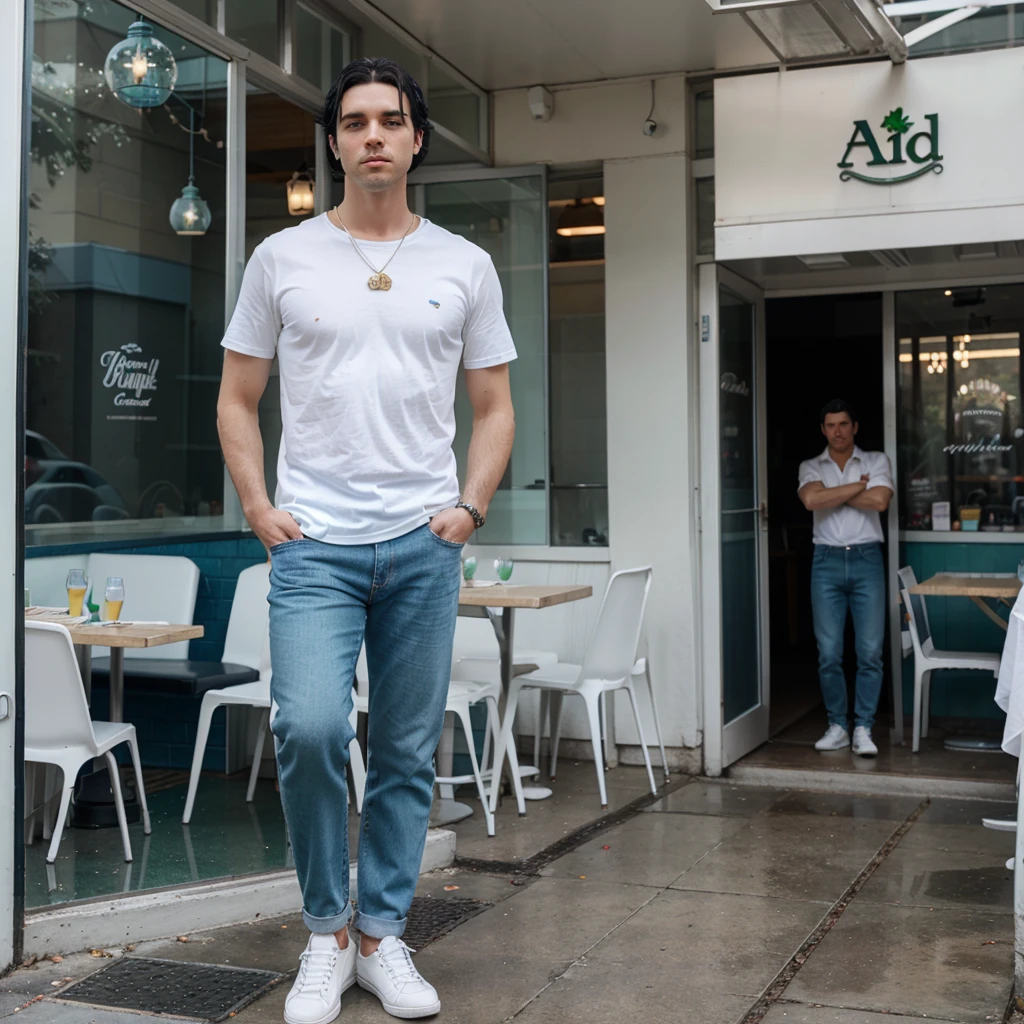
901, 540, 1021, 721
29, 533, 267, 770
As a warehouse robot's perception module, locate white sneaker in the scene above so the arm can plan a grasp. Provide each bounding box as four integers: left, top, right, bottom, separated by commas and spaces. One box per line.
852, 726, 878, 758
814, 724, 850, 751
357, 935, 440, 1019
284, 932, 356, 1024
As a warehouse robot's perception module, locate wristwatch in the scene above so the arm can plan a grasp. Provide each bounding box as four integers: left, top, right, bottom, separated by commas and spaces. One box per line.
455, 501, 485, 530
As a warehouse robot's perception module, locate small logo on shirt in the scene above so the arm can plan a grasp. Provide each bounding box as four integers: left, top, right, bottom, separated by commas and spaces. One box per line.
429, 299, 440, 309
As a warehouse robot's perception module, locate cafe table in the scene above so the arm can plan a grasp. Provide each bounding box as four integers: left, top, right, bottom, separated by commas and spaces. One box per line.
25, 609, 203, 826
434, 583, 593, 826
907, 573, 1020, 750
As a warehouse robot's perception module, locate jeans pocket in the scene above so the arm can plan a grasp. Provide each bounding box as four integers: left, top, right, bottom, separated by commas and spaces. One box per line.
269, 537, 307, 554
426, 525, 465, 549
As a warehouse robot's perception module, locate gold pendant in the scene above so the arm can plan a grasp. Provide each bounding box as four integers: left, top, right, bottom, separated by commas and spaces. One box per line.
368, 272, 392, 291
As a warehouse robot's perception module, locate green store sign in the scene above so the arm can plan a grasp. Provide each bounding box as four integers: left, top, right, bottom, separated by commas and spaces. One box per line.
838, 108, 943, 185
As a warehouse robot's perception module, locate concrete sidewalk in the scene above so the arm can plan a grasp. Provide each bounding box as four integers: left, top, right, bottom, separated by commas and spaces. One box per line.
2, 772, 1016, 1024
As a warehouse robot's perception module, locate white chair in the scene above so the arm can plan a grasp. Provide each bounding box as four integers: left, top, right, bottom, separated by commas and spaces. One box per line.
25, 621, 151, 863
898, 565, 1002, 753
87, 553, 200, 661
489, 567, 659, 810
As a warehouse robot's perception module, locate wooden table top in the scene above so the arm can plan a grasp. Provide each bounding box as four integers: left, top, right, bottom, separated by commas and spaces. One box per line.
26, 611, 203, 648
457, 584, 593, 609
909, 573, 1022, 599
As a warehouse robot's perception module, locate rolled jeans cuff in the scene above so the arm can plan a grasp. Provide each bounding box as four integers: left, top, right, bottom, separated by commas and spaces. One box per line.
303, 903, 353, 935
353, 910, 407, 940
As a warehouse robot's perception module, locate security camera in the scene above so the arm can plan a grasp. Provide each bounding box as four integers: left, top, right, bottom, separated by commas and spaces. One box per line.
527, 85, 553, 122
642, 118, 657, 137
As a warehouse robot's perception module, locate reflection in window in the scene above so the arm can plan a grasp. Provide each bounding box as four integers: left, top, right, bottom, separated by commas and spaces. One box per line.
427, 62, 483, 151
295, 5, 351, 92
26, 0, 227, 543
897, 285, 1024, 532
549, 176, 608, 547
225, 0, 279, 62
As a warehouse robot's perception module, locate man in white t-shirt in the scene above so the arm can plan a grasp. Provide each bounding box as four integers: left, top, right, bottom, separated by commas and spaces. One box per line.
797, 400, 893, 759
217, 58, 516, 1024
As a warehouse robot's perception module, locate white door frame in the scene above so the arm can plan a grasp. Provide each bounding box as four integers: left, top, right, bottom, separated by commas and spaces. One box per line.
700, 263, 770, 777
3, 0, 26, 970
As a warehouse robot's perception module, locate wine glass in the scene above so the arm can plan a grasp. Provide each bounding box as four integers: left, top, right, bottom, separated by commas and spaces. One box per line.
104, 577, 125, 623
66, 569, 87, 618
462, 556, 477, 583
494, 558, 514, 583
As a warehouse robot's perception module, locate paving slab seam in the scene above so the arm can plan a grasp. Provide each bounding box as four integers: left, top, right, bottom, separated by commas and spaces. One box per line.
454, 774, 692, 880
776, 997, 966, 1023
738, 797, 932, 1024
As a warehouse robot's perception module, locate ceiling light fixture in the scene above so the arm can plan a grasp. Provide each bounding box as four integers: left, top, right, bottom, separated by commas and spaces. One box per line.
104, 19, 177, 108
556, 199, 605, 237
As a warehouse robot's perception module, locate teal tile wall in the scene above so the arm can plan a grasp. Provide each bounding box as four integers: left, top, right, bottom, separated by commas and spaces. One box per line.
28, 534, 267, 769
901, 540, 1020, 721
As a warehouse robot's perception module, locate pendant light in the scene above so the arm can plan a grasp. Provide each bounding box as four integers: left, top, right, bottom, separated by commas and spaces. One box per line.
169, 108, 212, 236
287, 164, 316, 216
556, 198, 605, 237
104, 19, 177, 109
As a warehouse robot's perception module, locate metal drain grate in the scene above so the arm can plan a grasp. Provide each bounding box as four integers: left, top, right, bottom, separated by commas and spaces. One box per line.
404, 895, 492, 949
55, 957, 283, 1022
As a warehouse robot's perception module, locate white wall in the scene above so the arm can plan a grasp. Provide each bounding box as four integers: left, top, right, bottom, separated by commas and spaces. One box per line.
493, 76, 689, 168
604, 154, 699, 764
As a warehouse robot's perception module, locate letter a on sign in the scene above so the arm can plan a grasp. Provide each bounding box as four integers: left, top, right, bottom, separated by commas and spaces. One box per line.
837, 120, 888, 169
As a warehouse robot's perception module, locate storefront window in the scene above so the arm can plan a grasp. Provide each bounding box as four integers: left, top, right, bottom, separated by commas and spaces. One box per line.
897, 285, 1024, 532
549, 175, 608, 547
295, 4, 351, 92
224, 0, 279, 63
26, 0, 227, 544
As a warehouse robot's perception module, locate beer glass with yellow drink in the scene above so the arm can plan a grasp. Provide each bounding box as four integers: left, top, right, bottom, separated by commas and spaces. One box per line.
66, 569, 87, 617
103, 577, 125, 623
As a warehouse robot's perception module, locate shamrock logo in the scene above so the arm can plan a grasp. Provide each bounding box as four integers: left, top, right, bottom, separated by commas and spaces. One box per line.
880, 108, 913, 135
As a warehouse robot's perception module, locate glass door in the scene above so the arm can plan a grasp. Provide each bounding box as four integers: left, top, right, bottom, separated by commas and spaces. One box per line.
699, 264, 769, 774
410, 166, 548, 546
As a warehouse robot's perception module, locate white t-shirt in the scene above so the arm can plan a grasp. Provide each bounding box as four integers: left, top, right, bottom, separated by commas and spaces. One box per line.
221, 214, 517, 545
797, 446, 893, 546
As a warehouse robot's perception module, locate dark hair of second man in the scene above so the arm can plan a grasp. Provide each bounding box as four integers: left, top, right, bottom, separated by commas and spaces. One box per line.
317, 57, 433, 179
820, 398, 858, 425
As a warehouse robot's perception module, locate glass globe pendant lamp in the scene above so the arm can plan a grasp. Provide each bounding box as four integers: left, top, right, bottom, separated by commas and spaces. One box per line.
169, 109, 212, 236
104, 19, 177, 109
287, 166, 316, 216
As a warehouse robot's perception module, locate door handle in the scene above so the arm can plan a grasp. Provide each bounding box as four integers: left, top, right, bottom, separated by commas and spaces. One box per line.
759, 501, 769, 530
0, 693, 12, 721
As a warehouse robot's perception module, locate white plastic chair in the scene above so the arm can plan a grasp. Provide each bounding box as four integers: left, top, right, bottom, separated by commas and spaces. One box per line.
489, 567, 659, 810
25, 621, 150, 863
898, 565, 1002, 753
181, 564, 366, 823
87, 553, 199, 661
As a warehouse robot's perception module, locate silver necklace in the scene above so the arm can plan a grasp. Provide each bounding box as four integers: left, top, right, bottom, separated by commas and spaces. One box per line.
334, 209, 417, 291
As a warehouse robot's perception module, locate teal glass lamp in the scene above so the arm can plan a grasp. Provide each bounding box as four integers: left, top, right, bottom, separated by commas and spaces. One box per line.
169, 108, 211, 236
104, 20, 177, 109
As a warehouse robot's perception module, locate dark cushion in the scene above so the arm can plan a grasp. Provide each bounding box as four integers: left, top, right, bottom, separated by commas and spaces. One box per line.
90, 658, 260, 697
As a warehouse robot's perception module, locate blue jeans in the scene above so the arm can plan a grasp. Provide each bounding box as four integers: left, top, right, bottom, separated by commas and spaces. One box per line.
810, 542, 886, 731
268, 524, 463, 938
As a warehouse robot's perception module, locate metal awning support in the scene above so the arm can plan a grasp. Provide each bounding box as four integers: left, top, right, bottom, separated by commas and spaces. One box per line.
705, 0, 908, 63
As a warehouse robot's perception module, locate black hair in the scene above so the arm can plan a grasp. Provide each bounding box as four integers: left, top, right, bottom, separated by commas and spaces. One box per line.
317, 57, 432, 179
820, 398, 858, 425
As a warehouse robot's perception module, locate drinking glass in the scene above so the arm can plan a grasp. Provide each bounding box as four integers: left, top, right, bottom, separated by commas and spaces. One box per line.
494, 558, 514, 583
462, 555, 477, 582
66, 569, 87, 617
104, 577, 125, 623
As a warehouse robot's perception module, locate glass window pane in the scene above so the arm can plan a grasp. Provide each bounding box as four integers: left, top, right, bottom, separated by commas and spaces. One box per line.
695, 89, 714, 159
548, 176, 607, 547
696, 177, 714, 256
897, 285, 1024, 532
295, 5, 349, 92
422, 176, 547, 545
428, 63, 483, 151
225, 0, 279, 63
719, 288, 756, 511
893, 7, 1024, 56
245, 90, 319, 502
169, 0, 217, 25
26, 0, 228, 545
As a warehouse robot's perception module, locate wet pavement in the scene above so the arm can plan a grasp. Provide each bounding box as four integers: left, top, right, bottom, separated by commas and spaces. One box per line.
4, 767, 1017, 1024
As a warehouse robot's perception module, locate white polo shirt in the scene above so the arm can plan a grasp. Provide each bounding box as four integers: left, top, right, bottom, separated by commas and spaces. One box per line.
797, 446, 893, 547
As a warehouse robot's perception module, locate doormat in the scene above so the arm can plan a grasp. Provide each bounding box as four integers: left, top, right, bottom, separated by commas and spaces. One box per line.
403, 894, 492, 949
54, 956, 283, 1022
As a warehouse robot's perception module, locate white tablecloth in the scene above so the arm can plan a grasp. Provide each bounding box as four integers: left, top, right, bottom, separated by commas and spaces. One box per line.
995, 586, 1024, 756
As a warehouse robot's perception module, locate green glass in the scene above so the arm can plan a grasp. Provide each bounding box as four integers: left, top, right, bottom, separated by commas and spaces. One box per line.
494, 558, 514, 583
462, 556, 477, 581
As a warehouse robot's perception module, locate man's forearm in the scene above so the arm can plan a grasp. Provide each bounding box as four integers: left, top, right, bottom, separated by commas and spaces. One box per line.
848, 488, 891, 512
461, 406, 515, 518
802, 481, 866, 511
217, 400, 272, 517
